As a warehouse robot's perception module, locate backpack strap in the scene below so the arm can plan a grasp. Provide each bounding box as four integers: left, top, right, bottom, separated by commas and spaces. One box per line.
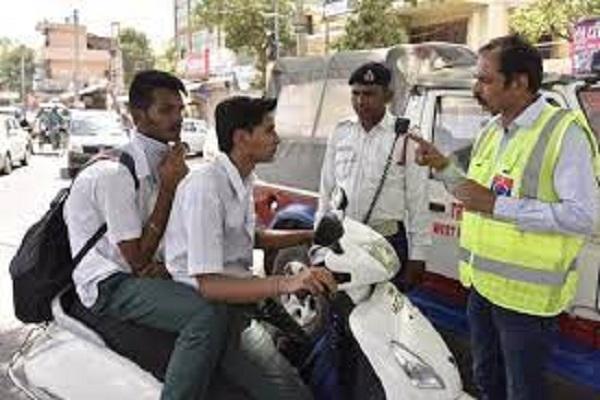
117, 151, 140, 190
70, 149, 139, 268
72, 224, 107, 267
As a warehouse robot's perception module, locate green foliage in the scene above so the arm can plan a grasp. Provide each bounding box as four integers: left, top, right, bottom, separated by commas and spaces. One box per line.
156, 40, 178, 74
510, 0, 600, 42
0, 39, 35, 97
192, 0, 295, 85
119, 28, 155, 88
334, 0, 409, 51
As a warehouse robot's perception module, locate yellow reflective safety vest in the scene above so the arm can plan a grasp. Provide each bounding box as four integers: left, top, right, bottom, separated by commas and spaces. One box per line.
459, 104, 600, 316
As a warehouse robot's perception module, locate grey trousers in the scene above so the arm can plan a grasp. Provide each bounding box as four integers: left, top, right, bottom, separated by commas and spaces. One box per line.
92, 273, 229, 400
218, 314, 313, 400
93, 273, 312, 400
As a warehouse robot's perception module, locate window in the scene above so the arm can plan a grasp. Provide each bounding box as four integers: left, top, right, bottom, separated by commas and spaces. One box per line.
578, 88, 600, 143
192, 31, 205, 52
432, 95, 490, 171
275, 81, 325, 138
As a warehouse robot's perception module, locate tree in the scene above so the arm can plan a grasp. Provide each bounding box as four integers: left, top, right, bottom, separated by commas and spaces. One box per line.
119, 28, 155, 88
192, 0, 295, 85
156, 40, 178, 74
510, 0, 600, 42
0, 39, 35, 98
334, 0, 409, 51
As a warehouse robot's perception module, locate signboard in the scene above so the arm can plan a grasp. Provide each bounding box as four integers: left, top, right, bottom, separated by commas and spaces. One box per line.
178, 50, 211, 79
571, 17, 600, 74
323, 0, 350, 17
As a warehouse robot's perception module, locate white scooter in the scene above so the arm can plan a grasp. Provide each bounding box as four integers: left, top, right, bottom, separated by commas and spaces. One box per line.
8, 189, 472, 400
273, 188, 472, 400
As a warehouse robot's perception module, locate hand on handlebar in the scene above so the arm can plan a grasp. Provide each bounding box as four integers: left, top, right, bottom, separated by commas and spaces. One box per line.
280, 267, 337, 297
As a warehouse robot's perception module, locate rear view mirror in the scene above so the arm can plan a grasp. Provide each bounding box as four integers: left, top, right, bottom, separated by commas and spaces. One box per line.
314, 212, 344, 248
394, 117, 410, 135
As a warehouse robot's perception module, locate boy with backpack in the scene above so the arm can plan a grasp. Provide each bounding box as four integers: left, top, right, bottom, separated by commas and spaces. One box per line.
62, 70, 229, 400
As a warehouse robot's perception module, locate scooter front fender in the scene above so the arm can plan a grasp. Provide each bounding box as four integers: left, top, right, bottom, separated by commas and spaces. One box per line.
349, 282, 464, 400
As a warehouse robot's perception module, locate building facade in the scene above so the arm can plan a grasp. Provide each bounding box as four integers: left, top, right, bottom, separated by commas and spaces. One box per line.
302, 1, 559, 54
299, 0, 569, 71
35, 22, 112, 95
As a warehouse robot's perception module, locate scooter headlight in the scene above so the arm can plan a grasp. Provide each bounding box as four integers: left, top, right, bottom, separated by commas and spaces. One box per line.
391, 341, 445, 390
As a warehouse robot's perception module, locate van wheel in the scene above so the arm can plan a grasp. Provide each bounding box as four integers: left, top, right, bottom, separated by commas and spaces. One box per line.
272, 245, 328, 338
2, 153, 12, 175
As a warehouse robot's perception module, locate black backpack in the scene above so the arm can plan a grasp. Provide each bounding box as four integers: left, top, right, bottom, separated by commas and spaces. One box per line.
9, 151, 139, 323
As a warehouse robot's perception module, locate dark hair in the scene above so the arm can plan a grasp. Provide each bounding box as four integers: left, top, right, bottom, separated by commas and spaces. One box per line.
479, 35, 542, 94
129, 70, 187, 111
215, 96, 277, 154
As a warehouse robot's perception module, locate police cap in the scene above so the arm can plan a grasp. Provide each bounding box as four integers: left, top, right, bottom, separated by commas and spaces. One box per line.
348, 62, 391, 87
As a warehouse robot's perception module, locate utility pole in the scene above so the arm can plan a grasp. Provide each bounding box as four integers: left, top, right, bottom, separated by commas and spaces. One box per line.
186, 0, 193, 54
20, 46, 26, 103
217, 0, 223, 48
72, 9, 80, 103
273, 0, 280, 59
295, 0, 306, 56
324, 16, 330, 55
110, 21, 124, 110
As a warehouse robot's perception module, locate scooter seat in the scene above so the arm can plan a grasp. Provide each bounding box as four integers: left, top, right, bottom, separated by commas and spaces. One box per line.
53, 289, 106, 347
56, 288, 176, 382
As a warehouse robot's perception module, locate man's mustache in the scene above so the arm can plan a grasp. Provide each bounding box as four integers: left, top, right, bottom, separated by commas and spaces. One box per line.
474, 93, 487, 108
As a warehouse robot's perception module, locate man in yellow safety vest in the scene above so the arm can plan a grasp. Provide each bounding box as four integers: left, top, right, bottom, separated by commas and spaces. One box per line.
410, 35, 600, 400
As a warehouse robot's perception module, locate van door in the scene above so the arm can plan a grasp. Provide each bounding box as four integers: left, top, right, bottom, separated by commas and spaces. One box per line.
570, 84, 600, 321
421, 90, 490, 279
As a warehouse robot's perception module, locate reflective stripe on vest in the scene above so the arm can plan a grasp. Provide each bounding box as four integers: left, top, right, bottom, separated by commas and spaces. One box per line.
520, 109, 570, 198
458, 247, 577, 287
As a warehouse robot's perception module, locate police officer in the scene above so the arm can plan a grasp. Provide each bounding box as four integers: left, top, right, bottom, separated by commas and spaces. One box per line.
318, 61, 431, 289
410, 35, 600, 400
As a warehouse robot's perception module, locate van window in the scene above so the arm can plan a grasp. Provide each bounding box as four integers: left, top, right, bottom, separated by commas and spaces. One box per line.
275, 82, 324, 138
404, 92, 425, 127
432, 95, 489, 171
314, 79, 355, 138
578, 87, 600, 142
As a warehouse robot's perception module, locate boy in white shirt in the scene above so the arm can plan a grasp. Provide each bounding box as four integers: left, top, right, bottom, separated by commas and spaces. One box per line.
166, 96, 337, 399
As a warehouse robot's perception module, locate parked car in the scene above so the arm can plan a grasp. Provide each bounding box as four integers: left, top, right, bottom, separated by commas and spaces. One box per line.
180, 118, 209, 156
0, 106, 20, 117
0, 114, 32, 175
64, 110, 130, 178
253, 44, 600, 397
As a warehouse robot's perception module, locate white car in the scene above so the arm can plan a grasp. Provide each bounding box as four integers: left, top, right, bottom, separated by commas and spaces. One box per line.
0, 114, 32, 175
201, 123, 220, 161
180, 118, 209, 156
65, 110, 130, 177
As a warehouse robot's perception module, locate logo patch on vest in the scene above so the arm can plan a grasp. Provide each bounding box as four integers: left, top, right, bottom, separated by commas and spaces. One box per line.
491, 174, 514, 197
